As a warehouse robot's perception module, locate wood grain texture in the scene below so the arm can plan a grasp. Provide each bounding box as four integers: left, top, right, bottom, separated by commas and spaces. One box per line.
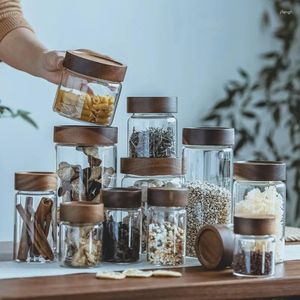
1, 262, 300, 300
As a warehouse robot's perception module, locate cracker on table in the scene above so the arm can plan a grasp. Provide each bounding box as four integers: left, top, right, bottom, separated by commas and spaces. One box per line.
96, 271, 126, 280
152, 270, 182, 277
123, 269, 153, 278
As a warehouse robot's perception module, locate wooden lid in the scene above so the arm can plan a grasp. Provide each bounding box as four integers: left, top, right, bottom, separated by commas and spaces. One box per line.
234, 161, 286, 181
147, 187, 188, 207
102, 188, 142, 208
234, 214, 276, 235
182, 127, 235, 146
195, 225, 234, 270
15, 172, 57, 191
63, 49, 127, 82
120, 157, 183, 176
127, 97, 177, 113
60, 201, 104, 224
53, 125, 118, 145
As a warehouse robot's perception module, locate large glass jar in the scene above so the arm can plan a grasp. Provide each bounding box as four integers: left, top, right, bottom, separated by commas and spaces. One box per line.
54, 126, 117, 203
121, 157, 184, 253
232, 215, 276, 277
182, 127, 235, 257
147, 187, 188, 266
59, 201, 103, 268
102, 188, 142, 263
53, 50, 127, 126
14, 172, 57, 263
127, 97, 177, 158
233, 161, 286, 264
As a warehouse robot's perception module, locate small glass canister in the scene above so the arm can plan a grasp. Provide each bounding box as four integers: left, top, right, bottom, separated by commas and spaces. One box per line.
182, 127, 235, 257
14, 172, 57, 263
102, 188, 142, 263
54, 125, 117, 203
53, 50, 127, 126
59, 201, 103, 268
233, 161, 286, 264
147, 187, 188, 266
232, 214, 276, 277
127, 97, 177, 158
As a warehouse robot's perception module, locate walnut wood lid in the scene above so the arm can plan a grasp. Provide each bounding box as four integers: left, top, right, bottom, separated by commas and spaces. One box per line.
127, 97, 177, 113
195, 225, 234, 270
182, 127, 235, 146
15, 172, 57, 192
234, 214, 276, 235
63, 50, 127, 82
147, 187, 188, 207
53, 125, 118, 145
120, 157, 183, 176
60, 201, 104, 224
234, 161, 286, 181
102, 188, 142, 208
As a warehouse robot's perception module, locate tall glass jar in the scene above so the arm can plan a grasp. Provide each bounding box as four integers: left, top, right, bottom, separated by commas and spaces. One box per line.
102, 188, 142, 263
59, 201, 103, 268
14, 172, 57, 263
182, 127, 235, 257
54, 126, 117, 203
233, 161, 286, 263
53, 50, 127, 126
147, 187, 188, 266
127, 97, 177, 158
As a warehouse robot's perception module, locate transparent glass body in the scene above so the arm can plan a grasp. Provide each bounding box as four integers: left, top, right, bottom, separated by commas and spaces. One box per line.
233, 180, 286, 263
59, 222, 102, 268
53, 69, 122, 126
128, 113, 177, 158
147, 206, 186, 266
232, 234, 275, 277
14, 191, 56, 263
103, 208, 141, 263
56, 144, 117, 203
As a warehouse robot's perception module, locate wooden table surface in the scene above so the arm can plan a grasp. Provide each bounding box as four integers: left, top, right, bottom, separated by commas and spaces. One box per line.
0, 261, 300, 300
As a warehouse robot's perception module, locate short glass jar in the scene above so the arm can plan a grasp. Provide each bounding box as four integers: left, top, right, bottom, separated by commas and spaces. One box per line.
233, 161, 286, 264
53, 50, 127, 126
59, 201, 103, 268
14, 172, 57, 263
127, 97, 177, 158
182, 127, 235, 257
147, 187, 188, 266
232, 214, 276, 277
102, 188, 142, 263
54, 126, 117, 203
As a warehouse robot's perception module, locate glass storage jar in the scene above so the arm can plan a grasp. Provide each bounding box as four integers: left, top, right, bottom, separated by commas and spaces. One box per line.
147, 187, 188, 266
121, 157, 184, 253
102, 188, 142, 263
53, 50, 127, 126
232, 214, 276, 278
127, 96, 177, 158
54, 125, 117, 203
233, 161, 286, 264
182, 127, 235, 257
14, 172, 57, 263
59, 201, 103, 268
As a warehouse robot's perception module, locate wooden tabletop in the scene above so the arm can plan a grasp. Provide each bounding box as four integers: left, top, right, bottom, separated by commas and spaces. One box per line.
0, 261, 300, 300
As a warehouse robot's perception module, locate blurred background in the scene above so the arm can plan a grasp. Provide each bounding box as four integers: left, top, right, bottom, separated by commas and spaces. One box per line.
0, 0, 299, 241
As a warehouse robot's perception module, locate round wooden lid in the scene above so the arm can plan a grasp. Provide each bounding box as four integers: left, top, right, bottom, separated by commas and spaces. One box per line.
15, 172, 57, 192
60, 201, 104, 224
182, 127, 235, 146
147, 187, 188, 207
127, 97, 177, 113
102, 188, 142, 208
120, 157, 183, 176
234, 160, 286, 181
63, 50, 127, 82
195, 225, 234, 270
234, 214, 276, 235
53, 125, 118, 145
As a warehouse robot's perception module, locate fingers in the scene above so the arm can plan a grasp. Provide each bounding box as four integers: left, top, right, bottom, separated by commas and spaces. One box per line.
44, 50, 65, 72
